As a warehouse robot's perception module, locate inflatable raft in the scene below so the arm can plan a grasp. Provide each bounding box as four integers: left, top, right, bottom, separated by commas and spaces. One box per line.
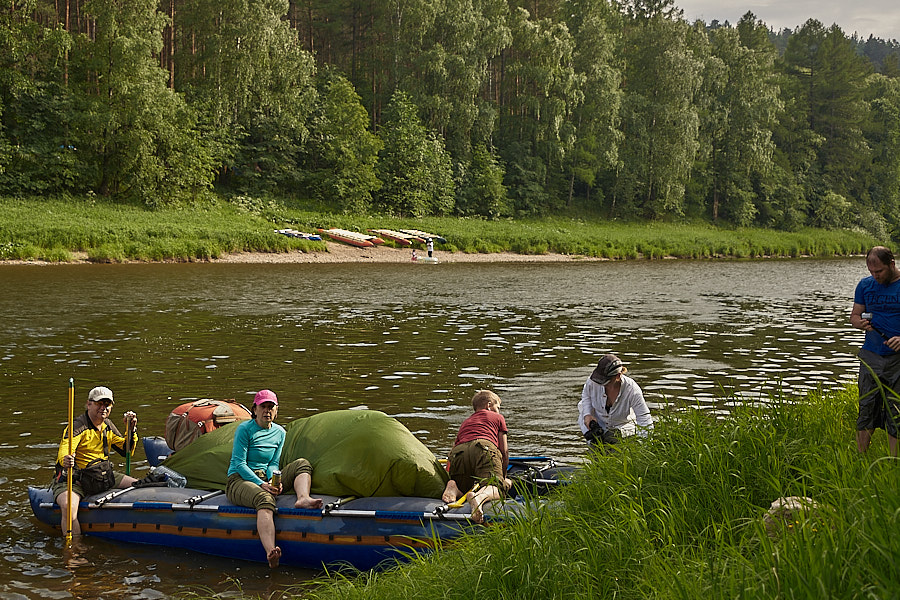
30, 410, 571, 570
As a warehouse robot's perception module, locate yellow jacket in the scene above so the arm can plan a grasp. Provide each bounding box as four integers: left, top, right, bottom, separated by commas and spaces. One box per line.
55, 411, 137, 469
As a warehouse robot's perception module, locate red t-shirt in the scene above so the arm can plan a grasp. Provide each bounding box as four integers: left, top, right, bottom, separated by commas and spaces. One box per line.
454, 410, 508, 448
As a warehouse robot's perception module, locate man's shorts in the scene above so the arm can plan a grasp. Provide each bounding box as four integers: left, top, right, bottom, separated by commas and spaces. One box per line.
225, 458, 312, 513
448, 439, 504, 494
51, 471, 126, 500
857, 348, 900, 437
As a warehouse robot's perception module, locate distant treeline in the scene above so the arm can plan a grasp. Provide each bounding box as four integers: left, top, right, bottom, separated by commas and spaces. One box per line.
1, 0, 899, 237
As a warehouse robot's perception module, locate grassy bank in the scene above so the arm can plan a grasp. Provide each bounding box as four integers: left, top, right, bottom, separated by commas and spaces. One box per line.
0, 195, 879, 262
297, 387, 897, 600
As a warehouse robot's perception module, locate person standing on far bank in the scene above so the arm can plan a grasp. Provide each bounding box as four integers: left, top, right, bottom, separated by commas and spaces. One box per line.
850, 246, 900, 456
426, 238, 434, 258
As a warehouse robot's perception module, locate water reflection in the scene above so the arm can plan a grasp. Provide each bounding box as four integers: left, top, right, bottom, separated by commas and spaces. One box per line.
0, 258, 867, 597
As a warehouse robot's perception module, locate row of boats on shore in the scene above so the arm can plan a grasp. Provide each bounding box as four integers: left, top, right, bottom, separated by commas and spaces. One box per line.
275, 227, 447, 248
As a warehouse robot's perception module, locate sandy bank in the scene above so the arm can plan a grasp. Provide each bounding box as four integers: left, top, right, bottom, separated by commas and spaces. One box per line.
213, 242, 605, 264
1, 241, 606, 266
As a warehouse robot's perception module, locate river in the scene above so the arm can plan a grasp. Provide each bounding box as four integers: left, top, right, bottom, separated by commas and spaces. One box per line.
0, 258, 866, 598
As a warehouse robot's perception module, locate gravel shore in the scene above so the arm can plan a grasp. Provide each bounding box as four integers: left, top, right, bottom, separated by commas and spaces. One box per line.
213, 242, 603, 264
1, 242, 605, 265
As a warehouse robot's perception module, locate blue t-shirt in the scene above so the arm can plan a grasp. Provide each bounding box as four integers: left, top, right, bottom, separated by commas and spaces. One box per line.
227, 419, 285, 484
854, 275, 900, 355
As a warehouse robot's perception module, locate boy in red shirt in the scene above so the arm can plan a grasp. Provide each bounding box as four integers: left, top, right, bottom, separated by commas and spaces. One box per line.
441, 390, 513, 522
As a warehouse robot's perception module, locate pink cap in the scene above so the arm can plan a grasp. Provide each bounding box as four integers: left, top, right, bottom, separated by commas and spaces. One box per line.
254, 389, 278, 405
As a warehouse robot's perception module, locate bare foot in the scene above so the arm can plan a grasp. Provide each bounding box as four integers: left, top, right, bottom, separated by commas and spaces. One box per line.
441, 480, 461, 503
295, 495, 323, 509
468, 493, 486, 524
267, 546, 282, 568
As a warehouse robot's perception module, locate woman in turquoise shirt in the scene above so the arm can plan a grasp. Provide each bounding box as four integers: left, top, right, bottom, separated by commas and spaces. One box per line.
226, 389, 322, 568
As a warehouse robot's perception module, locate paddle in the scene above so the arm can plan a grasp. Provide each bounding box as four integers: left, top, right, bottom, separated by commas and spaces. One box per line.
65, 378, 74, 546
124, 412, 135, 476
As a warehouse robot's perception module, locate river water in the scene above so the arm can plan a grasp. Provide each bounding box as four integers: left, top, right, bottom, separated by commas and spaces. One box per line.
0, 258, 866, 598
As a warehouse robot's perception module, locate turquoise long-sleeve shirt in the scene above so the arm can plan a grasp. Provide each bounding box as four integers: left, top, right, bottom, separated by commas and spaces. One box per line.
227, 419, 285, 485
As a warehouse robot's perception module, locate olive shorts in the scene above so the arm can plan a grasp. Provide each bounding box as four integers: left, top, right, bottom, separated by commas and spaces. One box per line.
226, 458, 313, 513
51, 471, 127, 500
448, 439, 504, 494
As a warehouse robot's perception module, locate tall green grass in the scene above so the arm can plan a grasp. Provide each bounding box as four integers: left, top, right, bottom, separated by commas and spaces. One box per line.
0, 195, 324, 262
299, 388, 899, 600
0, 195, 877, 262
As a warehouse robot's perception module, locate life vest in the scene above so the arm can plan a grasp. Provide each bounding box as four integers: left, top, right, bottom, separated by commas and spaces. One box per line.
164, 399, 252, 452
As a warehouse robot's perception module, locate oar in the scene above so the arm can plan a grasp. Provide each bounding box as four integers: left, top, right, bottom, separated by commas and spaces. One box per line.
65, 378, 74, 546
124, 413, 135, 476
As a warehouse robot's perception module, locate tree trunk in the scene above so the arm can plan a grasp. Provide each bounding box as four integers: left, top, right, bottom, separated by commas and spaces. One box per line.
168, 0, 175, 88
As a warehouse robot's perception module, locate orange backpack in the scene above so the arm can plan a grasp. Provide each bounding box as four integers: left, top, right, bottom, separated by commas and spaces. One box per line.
164, 399, 252, 452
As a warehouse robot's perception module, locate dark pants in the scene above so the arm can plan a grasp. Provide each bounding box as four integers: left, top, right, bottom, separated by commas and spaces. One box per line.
857, 349, 900, 438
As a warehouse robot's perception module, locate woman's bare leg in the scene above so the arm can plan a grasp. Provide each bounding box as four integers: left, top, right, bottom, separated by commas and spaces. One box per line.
292, 473, 323, 509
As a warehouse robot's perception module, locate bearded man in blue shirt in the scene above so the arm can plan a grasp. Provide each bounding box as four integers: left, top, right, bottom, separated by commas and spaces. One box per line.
850, 246, 900, 456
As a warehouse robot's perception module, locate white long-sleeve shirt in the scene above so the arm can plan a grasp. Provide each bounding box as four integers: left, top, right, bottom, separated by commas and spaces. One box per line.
577, 374, 653, 437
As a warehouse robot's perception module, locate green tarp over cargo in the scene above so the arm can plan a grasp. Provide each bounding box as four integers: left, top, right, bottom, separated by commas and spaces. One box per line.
158, 409, 450, 498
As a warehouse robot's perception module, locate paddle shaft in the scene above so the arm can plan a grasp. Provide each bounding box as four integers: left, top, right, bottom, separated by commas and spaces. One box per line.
65, 378, 74, 545
124, 415, 135, 476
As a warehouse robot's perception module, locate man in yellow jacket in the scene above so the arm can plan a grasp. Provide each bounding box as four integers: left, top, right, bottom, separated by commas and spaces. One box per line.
51, 386, 139, 536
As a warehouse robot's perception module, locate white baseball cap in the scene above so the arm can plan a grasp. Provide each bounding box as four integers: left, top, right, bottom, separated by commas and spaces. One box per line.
88, 386, 114, 404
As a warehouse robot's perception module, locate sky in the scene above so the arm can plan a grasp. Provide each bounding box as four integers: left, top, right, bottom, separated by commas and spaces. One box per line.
674, 0, 900, 41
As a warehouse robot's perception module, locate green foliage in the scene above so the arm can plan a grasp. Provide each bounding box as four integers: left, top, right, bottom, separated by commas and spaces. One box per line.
376, 91, 455, 217
1, 0, 900, 238
812, 191, 852, 229
614, 10, 702, 219
863, 74, 900, 238
499, 7, 583, 216
305, 387, 900, 600
562, 0, 624, 208
401, 0, 512, 158
178, 0, 317, 195
454, 144, 509, 218
694, 18, 780, 226
64, 0, 216, 205
302, 73, 382, 213
0, 194, 877, 263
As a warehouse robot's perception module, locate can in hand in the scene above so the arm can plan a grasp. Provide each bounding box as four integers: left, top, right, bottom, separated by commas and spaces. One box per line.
271, 469, 282, 488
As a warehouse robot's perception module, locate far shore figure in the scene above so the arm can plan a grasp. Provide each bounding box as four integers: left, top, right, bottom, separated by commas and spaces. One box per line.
411, 249, 418, 261
427, 238, 434, 258
441, 390, 512, 523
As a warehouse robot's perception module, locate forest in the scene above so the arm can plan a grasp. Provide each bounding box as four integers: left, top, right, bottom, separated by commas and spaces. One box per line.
2, 0, 900, 238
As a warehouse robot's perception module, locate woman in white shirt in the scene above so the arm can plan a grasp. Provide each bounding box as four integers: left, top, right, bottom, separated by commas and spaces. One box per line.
578, 354, 653, 446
